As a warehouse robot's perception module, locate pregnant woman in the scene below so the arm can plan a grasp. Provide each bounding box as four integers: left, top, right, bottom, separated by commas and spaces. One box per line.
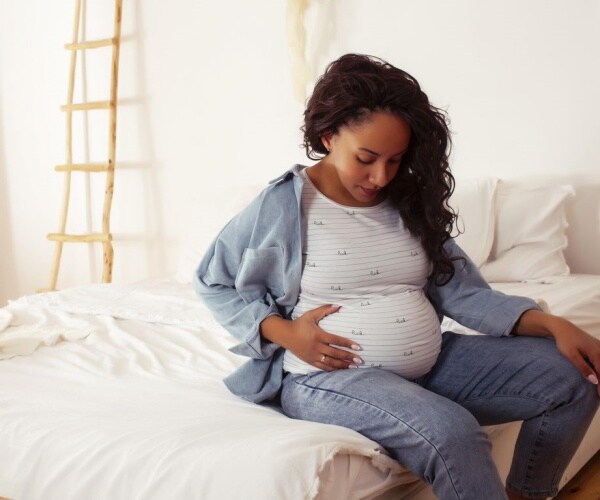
195, 54, 600, 499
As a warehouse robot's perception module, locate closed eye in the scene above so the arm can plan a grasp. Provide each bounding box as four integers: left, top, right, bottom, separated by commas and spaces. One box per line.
357, 156, 403, 165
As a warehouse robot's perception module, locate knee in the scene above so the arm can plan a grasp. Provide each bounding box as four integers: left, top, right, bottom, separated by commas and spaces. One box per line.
426, 403, 489, 452
416, 405, 492, 483
547, 348, 599, 411
566, 368, 599, 410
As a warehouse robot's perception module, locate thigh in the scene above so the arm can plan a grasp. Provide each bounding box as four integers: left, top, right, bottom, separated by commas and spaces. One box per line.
281, 367, 483, 459
420, 331, 585, 424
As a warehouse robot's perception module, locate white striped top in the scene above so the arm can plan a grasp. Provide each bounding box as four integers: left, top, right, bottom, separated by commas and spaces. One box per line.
282, 168, 442, 379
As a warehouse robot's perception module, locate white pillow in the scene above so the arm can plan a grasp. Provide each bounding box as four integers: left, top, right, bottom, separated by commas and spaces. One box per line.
175, 183, 265, 283
449, 177, 499, 267
480, 181, 574, 282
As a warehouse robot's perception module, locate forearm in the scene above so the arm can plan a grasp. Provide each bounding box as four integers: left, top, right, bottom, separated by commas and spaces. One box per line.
260, 315, 293, 349
512, 309, 571, 339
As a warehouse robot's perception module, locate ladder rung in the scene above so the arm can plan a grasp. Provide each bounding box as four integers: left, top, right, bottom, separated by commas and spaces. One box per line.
55, 163, 110, 172
61, 101, 112, 111
47, 233, 112, 243
65, 38, 115, 50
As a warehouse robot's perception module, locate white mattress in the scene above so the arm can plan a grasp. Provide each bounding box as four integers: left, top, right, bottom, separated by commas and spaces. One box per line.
0, 275, 598, 500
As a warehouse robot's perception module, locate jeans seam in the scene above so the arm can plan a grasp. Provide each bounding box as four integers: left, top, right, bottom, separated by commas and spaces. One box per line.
293, 378, 463, 499
463, 391, 557, 494
504, 411, 557, 497
463, 392, 556, 407
505, 481, 557, 498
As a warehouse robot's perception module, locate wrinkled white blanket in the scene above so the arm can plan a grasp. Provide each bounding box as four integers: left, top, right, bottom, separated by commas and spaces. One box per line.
0, 279, 417, 500
0, 278, 218, 359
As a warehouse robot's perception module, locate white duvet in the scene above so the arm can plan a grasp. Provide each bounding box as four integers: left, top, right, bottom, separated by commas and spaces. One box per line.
0, 279, 417, 500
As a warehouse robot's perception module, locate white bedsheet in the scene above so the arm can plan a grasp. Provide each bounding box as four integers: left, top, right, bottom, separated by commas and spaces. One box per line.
0, 278, 417, 500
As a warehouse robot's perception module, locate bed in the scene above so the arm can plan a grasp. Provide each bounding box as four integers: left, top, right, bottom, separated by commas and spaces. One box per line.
0, 277, 418, 499
1, 175, 599, 499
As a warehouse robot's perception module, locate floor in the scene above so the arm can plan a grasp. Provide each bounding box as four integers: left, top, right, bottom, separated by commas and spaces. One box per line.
553, 449, 600, 499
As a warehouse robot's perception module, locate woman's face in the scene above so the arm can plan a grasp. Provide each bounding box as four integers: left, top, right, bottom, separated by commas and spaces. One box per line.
319, 111, 411, 207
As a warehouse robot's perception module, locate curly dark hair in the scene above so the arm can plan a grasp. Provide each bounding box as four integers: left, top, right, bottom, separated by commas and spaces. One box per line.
302, 53, 462, 285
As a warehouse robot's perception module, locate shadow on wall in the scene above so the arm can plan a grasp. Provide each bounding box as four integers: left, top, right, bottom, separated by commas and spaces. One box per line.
109, 0, 167, 281
0, 93, 18, 306
306, 0, 339, 82
134, 0, 167, 277
564, 174, 600, 275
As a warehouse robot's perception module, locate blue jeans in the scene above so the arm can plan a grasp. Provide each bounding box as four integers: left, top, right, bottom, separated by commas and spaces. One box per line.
280, 332, 599, 499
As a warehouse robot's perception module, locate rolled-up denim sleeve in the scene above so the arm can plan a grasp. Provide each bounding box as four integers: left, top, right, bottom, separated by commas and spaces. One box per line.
426, 239, 542, 337
193, 211, 281, 360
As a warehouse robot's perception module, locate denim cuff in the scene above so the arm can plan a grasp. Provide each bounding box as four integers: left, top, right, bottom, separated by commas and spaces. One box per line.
479, 296, 542, 337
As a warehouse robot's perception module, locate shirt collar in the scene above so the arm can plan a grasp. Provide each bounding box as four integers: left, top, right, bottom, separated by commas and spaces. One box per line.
268, 164, 307, 184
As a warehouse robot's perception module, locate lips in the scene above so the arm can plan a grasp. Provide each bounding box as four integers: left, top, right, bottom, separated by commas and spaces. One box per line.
360, 187, 381, 197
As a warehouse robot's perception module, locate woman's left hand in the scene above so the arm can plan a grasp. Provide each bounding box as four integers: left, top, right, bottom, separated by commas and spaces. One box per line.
552, 319, 600, 396
514, 310, 600, 397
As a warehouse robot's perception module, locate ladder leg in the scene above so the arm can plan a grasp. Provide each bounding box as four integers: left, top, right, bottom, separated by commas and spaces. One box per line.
45, 0, 82, 292
101, 0, 122, 283
102, 241, 114, 283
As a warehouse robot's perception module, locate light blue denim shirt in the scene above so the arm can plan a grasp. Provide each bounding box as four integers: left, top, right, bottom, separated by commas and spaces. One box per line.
194, 164, 541, 403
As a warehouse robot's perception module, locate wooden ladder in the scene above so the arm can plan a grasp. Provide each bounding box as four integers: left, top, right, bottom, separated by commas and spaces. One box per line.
42, 0, 123, 292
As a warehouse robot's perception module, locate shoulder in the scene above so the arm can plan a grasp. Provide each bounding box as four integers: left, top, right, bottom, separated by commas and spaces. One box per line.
223, 165, 305, 228
256, 164, 306, 205
266, 164, 306, 189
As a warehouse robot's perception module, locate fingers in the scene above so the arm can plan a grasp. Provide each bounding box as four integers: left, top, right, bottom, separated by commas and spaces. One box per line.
318, 348, 364, 371
575, 338, 600, 389
305, 304, 364, 370
585, 352, 600, 396
314, 355, 340, 372
307, 305, 362, 351
555, 331, 600, 397
310, 304, 341, 322
314, 351, 362, 372
569, 350, 599, 387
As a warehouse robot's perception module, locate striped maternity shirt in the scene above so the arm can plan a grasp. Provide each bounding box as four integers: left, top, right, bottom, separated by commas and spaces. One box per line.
282, 169, 442, 378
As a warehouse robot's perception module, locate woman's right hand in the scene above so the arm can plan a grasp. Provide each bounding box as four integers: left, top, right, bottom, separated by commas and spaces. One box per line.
260, 305, 363, 371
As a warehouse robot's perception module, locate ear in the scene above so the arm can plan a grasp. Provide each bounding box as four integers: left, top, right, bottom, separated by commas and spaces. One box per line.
320, 132, 334, 152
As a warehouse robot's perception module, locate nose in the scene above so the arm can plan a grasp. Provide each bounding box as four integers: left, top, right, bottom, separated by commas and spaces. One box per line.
368, 162, 391, 187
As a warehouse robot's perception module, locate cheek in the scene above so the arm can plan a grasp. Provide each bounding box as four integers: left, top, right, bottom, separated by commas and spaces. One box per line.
350, 168, 370, 184
338, 162, 366, 184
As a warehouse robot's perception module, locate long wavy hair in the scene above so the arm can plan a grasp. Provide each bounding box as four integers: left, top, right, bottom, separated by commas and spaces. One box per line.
302, 53, 462, 285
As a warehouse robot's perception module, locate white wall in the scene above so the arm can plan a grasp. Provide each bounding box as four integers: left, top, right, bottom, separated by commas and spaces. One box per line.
1, 0, 599, 305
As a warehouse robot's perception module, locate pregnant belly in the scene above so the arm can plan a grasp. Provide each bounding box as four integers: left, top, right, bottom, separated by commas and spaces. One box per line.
286, 291, 442, 379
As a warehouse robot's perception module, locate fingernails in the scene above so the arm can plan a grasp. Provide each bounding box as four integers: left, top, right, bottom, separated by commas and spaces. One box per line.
587, 374, 599, 385
351, 344, 362, 351
332, 305, 341, 311
349, 364, 359, 369
353, 357, 363, 364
